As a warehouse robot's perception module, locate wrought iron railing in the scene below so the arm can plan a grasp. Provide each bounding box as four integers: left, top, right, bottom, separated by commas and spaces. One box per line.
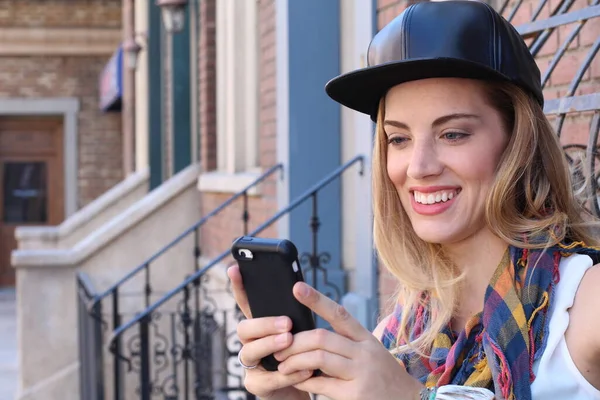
100, 155, 364, 400
505, 1, 600, 215
77, 163, 283, 400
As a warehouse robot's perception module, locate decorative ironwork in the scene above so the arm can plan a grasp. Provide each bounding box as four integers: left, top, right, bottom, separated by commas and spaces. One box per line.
505, 1, 600, 216
99, 155, 364, 400
101, 278, 253, 400
298, 191, 342, 328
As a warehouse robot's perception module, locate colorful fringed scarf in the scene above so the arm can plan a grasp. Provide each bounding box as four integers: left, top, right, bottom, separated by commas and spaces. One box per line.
380, 242, 600, 400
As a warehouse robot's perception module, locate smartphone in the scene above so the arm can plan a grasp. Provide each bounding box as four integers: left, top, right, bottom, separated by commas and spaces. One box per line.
231, 236, 316, 372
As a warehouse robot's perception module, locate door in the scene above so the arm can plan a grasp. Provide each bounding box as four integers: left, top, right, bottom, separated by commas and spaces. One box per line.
0, 117, 64, 287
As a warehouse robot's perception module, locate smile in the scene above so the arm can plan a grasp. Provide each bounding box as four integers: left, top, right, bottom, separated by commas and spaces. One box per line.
413, 189, 461, 205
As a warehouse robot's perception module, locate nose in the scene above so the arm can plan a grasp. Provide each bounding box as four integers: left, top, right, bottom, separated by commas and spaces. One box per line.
406, 138, 444, 180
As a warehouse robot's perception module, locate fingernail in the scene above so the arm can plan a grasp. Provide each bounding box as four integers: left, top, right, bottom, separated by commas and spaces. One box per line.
299, 283, 310, 298
275, 333, 288, 344
275, 317, 289, 330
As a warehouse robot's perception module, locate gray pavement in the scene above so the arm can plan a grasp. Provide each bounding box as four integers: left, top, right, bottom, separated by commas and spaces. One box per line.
0, 288, 17, 400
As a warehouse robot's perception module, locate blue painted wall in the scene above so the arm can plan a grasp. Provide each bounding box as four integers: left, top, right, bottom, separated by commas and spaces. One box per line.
286, 0, 343, 310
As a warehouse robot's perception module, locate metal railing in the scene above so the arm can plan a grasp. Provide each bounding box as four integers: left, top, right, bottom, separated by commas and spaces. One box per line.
502, 0, 600, 215
77, 163, 283, 400
103, 155, 364, 400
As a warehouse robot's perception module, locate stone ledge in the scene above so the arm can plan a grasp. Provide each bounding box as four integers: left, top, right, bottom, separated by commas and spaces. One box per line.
15, 168, 149, 244
0, 27, 122, 56
197, 169, 263, 196
12, 163, 201, 268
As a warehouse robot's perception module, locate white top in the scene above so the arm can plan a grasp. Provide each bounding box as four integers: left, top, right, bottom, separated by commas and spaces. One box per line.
531, 253, 600, 399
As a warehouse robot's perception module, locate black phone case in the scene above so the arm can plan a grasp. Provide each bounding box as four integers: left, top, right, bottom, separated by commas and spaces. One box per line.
231, 236, 316, 371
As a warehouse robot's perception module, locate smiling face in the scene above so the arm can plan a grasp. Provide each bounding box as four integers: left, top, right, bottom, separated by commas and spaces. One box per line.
384, 78, 510, 245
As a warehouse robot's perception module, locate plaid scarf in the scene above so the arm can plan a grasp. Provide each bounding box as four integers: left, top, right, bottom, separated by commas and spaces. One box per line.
381, 242, 600, 400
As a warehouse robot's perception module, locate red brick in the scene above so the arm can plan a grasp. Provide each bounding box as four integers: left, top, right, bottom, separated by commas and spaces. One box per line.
558, 116, 594, 145
199, 0, 217, 172
551, 50, 591, 86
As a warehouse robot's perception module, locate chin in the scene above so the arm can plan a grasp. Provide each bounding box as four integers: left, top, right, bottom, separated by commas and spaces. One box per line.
412, 225, 463, 245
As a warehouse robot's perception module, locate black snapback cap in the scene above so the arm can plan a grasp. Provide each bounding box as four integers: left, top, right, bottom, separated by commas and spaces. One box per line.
325, 1, 543, 122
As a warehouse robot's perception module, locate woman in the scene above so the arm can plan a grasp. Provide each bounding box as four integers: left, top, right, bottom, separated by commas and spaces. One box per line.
227, 1, 600, 399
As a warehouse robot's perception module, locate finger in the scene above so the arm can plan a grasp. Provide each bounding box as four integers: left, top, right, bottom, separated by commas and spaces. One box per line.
293, 375, 344, 399
245, 369, 313, 398
293, 282, 371, 341
273, 328, 355, 361
237, 316, 292, 343
278, 349, 354, 380
239, 332, 293, 368
227, 265, 252, 318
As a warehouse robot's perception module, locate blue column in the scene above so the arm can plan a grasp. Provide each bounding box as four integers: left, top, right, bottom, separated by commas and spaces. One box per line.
285, 0, 343, 318
148, 3, 163, 190
171, 6, 191, 174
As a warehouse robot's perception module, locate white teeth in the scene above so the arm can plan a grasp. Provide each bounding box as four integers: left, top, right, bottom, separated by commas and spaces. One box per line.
413, 189, 458, 205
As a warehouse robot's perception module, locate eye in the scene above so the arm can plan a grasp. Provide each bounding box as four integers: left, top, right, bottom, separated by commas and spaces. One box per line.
387, 136, 408, 146
442, 131, 468, 141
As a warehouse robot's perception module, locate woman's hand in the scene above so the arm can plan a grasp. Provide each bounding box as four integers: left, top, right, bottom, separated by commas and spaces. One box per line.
274, 282, 424, 400
228, 265, 311, 400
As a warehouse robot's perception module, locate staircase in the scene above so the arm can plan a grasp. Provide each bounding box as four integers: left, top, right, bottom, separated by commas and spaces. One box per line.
76, 156, 364, 399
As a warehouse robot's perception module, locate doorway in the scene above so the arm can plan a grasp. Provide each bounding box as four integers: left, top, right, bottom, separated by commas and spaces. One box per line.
0, 117, 65, 287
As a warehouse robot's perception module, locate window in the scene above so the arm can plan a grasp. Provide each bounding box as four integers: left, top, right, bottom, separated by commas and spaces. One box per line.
3, 162, 48, 224
198, 0, 260, 193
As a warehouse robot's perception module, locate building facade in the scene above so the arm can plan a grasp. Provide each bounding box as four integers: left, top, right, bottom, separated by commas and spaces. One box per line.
0, 0, 123, 287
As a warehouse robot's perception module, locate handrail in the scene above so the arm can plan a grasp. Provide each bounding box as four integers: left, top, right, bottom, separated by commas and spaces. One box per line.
77, 271, 97, 299
109, 155, 365, 343
89, 163, 284, 307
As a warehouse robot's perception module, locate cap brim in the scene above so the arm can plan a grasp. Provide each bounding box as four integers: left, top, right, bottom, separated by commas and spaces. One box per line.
325, 58, 512, 122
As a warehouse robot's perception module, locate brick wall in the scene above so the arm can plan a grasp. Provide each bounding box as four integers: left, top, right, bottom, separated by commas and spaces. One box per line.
197, 0, 279, 262
199, 0, 217, 173
376, 0, 600, 307
0, 0, 123, 209
0, 0, 121, 28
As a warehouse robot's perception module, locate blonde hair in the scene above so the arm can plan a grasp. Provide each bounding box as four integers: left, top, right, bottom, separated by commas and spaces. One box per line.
372, 81, 600, 356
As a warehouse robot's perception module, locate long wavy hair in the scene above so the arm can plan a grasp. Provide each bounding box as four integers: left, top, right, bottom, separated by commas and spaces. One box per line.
372, 81, 600, 355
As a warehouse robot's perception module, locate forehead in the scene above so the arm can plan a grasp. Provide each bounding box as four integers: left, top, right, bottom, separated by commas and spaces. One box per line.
384, 78, 490, 120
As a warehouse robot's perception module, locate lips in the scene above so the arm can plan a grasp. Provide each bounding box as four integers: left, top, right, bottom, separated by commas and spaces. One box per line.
408, 187, 461, 216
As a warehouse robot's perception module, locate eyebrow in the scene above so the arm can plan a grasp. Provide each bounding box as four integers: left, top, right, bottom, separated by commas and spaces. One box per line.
383, 113, 481, 131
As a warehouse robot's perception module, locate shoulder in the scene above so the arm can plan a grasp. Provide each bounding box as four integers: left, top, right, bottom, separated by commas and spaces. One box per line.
564, 259, 600, 385
372, 313, 393, 342
569, 262, 600, 354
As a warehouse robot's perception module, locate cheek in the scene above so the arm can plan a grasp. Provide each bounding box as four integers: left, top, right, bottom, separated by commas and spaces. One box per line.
386, 154, 406, 186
